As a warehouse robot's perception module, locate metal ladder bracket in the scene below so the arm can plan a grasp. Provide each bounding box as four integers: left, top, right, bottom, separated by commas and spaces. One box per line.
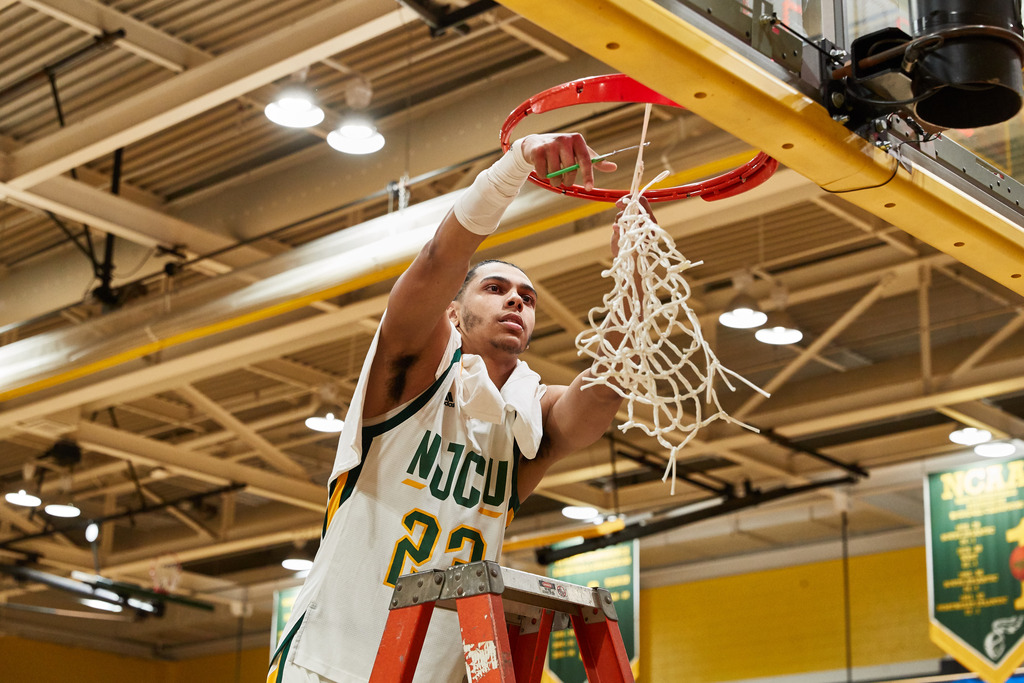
439, 560, 505, 600
389, 568, 445, 609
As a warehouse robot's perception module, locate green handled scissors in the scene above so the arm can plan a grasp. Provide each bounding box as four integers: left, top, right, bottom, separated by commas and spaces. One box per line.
545, 142, 650, 179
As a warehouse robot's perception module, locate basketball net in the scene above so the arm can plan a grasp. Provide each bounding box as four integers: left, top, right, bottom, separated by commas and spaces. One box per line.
575, 105, 770, 494
149, 554, 183, 594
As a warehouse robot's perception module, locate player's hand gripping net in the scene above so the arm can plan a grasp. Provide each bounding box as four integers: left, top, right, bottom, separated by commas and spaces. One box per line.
575, 174, 769, 494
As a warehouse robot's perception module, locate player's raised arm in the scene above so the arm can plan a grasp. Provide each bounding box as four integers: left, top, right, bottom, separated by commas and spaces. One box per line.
364, 133, 614, 415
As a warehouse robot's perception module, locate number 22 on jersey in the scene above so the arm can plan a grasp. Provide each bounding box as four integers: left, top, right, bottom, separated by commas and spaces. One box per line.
385, 508, 487, 586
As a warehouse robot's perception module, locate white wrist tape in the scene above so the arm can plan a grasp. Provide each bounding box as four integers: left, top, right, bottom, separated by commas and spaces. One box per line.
453, 138, 534, 235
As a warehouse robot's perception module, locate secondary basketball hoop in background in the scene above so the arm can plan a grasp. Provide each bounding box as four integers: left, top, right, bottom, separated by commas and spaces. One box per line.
499, 73, 779, 203
150, 554, 183, 594
501, 75, 772, 492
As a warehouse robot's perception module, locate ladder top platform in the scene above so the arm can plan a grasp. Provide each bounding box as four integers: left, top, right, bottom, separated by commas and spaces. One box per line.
388, 559, 618, 622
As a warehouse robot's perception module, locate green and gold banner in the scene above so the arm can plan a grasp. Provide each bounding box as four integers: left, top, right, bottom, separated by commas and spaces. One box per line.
270, 585, 301, 652
926, 458, 1024, 683
543, 540, 639, 683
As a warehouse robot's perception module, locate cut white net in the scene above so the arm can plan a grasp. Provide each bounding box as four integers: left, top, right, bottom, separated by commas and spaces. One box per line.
575, 175, 769, 494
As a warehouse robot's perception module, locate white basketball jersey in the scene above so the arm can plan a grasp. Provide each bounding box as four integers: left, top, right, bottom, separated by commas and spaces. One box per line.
276, 324, 543, 683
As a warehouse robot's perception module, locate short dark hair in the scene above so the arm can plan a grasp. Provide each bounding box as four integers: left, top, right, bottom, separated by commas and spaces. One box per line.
455, 259, 526, 301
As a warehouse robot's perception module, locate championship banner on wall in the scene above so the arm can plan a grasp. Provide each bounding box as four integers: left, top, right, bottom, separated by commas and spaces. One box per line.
270, 585, 301, 652
925, 458, 1024, 683
543, 540, 639, 683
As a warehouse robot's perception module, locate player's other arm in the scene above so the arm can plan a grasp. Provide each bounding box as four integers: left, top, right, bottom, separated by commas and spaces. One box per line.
518, 197, 656, 499
517, 374, 624, 499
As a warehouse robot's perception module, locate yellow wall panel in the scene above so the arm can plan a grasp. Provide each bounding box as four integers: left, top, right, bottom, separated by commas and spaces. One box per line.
0, 636, 172, 683
641, 547, 944, 682
0, 635, 272, 683
166, 648, 270, 683
641, 559, 847, 681
848, 547, 943, 668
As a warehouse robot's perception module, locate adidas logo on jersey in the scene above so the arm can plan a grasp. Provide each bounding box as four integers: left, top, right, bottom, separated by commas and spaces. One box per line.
444, 391, 455, 408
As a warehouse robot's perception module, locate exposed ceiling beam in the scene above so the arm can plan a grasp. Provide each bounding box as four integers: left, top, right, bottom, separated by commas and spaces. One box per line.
104, 522, 321, 577
13, 401, 322, 503
75, 422, 324, 511
0, 295, 389, 429
0, 505, 46, 536
736, 275, 895, 419
249, 358, 354, 395
937, 401, 1024, 439
948, 311, 1024, 382
20, 0, 212, 72
175, 384, 308, 478
4, 0, 410, 189
0, 52, 618, 331
0, 175, 268, 268
535, 348, 1024, 493
485, 11, 571, 62
919, 266, 934, 392
21, 0, 357, 142
168, 52, 612, 232
116, 397, 199, 428
0, 511, 321, 604
720, 349, 1024, 450
177, 401, 318, 453
41, 462, 128, 497
811, 195, 916, 256
140, 486, 217, 539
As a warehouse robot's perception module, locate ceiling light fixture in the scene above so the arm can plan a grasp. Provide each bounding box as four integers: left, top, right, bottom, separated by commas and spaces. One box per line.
80, 598, 123, 613
328, 116, 385, 155
305, 412, 345, 433
949, 426, 992, 446
5, 489, 41, 507
282, 556, 314, 572
719, 272, 766, 329
44, 501, 80, 518
975, 441, 1017, 458
265, 85, 325, 128
328, 76, 385, 155
754, 286, 803, 345
561, 505, 599, 521
282, 542, 315, 572
754, 311, 804, 345
126, 597, 159, 614
719, 297, 768, 329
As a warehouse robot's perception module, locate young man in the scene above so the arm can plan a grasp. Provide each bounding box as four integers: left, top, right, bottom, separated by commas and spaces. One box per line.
270, 133, 645, 682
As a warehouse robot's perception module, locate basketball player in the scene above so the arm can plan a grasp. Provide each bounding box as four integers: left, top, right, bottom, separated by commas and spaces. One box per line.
269, 133, 645, 682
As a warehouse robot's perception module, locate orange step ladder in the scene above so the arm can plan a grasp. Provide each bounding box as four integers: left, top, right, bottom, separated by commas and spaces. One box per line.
370, 559, 634, 683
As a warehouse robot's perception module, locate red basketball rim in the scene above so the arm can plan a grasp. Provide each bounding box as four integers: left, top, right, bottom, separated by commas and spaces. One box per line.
499, 74, 778, 203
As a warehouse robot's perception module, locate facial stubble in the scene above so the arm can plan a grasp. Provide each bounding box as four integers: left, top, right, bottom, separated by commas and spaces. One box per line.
459, 307, 528, 355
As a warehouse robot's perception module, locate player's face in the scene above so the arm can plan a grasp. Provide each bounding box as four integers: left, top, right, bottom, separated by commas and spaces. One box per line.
455, 263, 536, 355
